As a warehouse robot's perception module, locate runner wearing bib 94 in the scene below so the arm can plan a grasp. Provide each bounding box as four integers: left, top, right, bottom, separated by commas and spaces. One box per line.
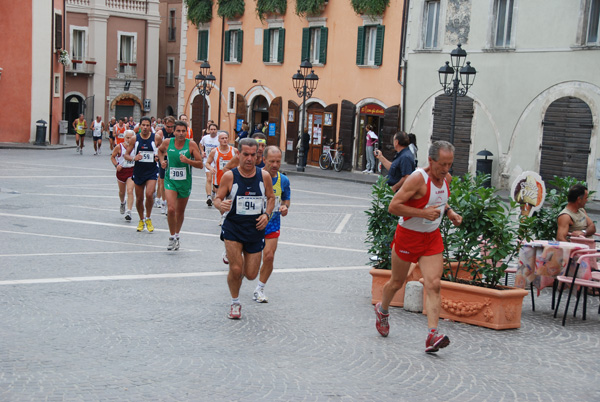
157, 120, 204, 251
214, 138, 275, 320
124, 117, 160, 233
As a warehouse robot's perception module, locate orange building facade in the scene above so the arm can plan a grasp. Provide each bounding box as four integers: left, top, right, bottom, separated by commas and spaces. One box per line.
0, 0, 66, 144
180, 1, 405, 170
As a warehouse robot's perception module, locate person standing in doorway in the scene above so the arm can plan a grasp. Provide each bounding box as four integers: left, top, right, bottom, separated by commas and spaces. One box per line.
364, 124, 378, 173
300, 128, 310, 167
374, 141, 462, 353
73, 114, 87, 155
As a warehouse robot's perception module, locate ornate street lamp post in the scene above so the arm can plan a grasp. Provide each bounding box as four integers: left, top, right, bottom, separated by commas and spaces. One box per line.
438, 44, 477, 145
292, 60, 319, 172
194, 61, 216, 141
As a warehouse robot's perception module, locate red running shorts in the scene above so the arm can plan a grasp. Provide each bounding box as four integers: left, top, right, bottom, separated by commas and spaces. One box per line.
391, 225, 444, 263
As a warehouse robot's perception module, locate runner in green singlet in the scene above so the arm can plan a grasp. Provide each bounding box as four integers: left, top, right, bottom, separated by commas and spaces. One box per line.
157, 120, 204, 251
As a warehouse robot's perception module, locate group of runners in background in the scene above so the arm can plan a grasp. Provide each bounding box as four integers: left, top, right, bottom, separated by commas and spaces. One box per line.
81, 114, 291, 320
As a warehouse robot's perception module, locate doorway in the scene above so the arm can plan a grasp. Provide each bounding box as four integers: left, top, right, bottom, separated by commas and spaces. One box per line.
65, 95, 84, 134
251, 96, 269, 134
355, 103, 384, 171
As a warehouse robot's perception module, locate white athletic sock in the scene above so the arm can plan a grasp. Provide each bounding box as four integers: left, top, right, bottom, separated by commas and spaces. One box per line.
232, 298, 240, 305
256, 281, 265, 290
174, 233, 179, 239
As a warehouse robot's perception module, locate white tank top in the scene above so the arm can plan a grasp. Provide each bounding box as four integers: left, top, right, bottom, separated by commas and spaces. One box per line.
400, 169, 450, 233
93, 121, 103, 136
117, 143, 135, 168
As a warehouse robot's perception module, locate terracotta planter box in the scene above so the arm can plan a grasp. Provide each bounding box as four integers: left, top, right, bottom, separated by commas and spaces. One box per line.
370, 265, 422, 307
421, 279, 529, 330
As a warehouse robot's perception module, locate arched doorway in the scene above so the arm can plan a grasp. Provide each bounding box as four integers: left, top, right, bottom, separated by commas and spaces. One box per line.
540, 96, 593, 183
355, 103, 385, 171
65, 95, 84, 134
306, 102, 326, 165
251, 96, 269, 133
164, 105, 174, 118
115, 99, 135, 122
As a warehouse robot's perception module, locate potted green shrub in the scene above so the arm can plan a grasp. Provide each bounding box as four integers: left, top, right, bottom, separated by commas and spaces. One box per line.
256, 0, 287, 21
186, 0, 214, 25
295, 0, 327, 17
350, 0, 389, 16
218, 0, 245, 19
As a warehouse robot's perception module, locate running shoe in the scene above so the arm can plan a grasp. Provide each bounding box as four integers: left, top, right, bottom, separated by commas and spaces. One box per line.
154, 198, 161, 208
98, 149, 102, 155
145, 218, 154, 233
167, 237, 176, 251
161, 206, 167, 215
76, 146, 80, 153
80, 147, 83, 155
174, 238, 180, 251
228, 303, 242, 319
218, 214, 225, 226
253, 288, 268, 303
206, 196, 213, 207
120, 202, 126, 214
125, 211, 132, 221
94, 151, 97, 155
374, 302, 390, 337
136, 219, 145, 232
425, 330, 450, 353
222, 250, 229, 264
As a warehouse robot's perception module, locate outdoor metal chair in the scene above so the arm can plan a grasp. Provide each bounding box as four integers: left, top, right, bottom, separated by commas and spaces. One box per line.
553, 251, 600, 326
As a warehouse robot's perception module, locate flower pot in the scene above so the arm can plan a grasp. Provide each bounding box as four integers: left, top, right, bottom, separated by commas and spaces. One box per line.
421, 279, 529, 330
370, 264, 422, 307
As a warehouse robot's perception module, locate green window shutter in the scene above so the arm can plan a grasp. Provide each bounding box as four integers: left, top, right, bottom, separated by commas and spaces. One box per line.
319, 27, 328, 65
237, 30, 243, 63
277, 28, 285, 63
375, 25, 385, 66
301, 28, 310, 62
263, 29, 270, 62
224, 30, 231, 62
199, 30, 209, 61
356, 26, 365, 65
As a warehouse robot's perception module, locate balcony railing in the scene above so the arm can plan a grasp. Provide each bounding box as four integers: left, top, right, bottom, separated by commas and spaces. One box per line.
117, 61, 137, 78
66, 58, 96, 75
67, 0, 148, 14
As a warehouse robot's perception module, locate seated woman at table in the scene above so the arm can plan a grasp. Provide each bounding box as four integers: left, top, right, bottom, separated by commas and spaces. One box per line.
556, 184, 596, 242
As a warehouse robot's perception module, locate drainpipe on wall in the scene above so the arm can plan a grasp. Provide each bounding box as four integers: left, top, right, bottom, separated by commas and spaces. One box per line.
217, 16, 225, 128
62, 0, 66, 123
49, 0, 56, 144
397, 0, 410, 132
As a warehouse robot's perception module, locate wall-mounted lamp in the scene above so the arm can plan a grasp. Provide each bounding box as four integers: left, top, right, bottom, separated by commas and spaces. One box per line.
252, 79, 260, 84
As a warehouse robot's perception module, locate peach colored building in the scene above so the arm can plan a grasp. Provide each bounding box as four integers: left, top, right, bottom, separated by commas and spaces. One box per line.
180, 1, 405, 170
157, 0, 183, 117
0, 0, 66, 144
64, 0, 160, 134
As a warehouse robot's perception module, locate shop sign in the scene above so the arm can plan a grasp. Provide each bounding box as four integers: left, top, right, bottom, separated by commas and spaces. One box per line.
360, 103, 384, 116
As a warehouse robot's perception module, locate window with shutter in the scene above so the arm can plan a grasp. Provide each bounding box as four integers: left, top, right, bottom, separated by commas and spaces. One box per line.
319, 27, 328, 65
198, 30, 209, 61
356, 26, 365, 65
301, 28, 310, 62
277, 28, 285, 63
224, 30, 231, 62
55, 13, 62, 49
263, 29, 270, 62
374, 25, 384, 66
357, 25, 383, 66
236, 30, 243, 62
586, 0, 600, 44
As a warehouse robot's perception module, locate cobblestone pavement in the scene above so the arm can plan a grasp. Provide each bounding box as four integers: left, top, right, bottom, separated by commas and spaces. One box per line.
0, 148, 599, 401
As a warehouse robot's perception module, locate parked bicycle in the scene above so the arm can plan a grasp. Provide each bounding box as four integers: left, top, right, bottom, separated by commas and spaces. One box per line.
319, 141, 344, 172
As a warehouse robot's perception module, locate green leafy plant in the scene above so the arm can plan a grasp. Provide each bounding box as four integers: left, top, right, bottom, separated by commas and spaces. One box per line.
350, 0, 389, 16
218, 0, 245, 18
365, 176, 396, 270
256, 0, 287, 21
440, 173, 533, 288
186, 0, 213, 25
295, 0, 326, 17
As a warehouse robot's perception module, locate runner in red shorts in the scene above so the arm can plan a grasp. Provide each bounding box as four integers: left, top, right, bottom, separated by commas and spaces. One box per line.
374, 140, 462, 353
110, 130, 136, 221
